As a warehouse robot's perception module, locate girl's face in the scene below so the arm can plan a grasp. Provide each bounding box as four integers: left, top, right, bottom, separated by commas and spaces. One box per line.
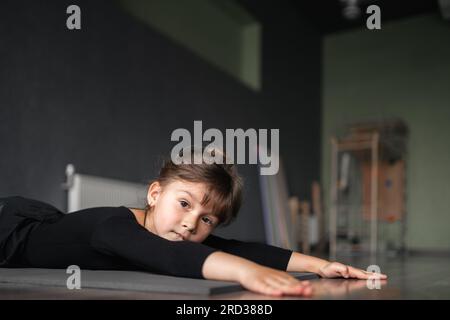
146, 180, 220, 243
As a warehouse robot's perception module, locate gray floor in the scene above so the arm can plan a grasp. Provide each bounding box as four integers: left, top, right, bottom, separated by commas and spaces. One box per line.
0, 255, 449, 299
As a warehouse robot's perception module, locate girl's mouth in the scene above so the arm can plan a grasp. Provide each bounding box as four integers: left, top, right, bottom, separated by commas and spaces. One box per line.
173, 231, 184, 240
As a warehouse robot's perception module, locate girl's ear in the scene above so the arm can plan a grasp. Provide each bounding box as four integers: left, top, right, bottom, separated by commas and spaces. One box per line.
147, 181, 161, 205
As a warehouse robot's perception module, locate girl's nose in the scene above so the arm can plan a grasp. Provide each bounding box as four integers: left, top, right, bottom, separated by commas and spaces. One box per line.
182, 222, 194, 232
182, 216, 197, 234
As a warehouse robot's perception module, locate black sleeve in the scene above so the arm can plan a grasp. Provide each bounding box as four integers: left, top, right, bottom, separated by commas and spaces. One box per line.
202, 234, 293, 271
90, 215, 219, 279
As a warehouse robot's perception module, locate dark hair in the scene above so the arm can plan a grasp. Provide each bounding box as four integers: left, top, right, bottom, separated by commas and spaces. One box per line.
148, 147, 243, 226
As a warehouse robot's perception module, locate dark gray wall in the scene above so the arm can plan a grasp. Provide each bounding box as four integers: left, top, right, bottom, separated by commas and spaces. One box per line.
0, 0, 321, 242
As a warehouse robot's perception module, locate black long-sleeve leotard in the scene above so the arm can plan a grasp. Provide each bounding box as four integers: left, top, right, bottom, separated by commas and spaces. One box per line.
3, 204, 293, 279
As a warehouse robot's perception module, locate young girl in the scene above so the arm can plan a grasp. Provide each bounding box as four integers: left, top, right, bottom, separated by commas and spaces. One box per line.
0, 148, 386, 297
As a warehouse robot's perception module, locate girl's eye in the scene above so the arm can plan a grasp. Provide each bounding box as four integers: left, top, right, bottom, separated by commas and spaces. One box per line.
202, 216, 214, 226
179, 200, 189, 208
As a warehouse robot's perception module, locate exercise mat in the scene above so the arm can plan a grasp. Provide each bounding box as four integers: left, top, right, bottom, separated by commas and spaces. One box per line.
0, 268, 318, 295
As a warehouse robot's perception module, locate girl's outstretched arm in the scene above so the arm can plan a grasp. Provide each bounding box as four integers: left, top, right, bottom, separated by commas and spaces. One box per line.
202, 251, 312, 297
287, 252, 388, 280
286, 252, 329, 274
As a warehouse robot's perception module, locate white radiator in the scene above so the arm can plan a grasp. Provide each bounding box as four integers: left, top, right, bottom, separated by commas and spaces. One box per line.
63, 164, 148, 213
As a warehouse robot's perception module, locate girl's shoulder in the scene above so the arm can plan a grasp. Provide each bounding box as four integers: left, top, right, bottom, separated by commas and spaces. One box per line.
64, 206, 136, 223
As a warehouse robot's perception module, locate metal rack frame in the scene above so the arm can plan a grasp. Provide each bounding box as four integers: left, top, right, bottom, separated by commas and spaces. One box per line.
329, 132, 380, 262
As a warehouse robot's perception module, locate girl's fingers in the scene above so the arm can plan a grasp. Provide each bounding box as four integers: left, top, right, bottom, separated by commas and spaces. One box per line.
258, 282, 283, 296
272, 273, 312, 290
276, 275, 311, 287
348, 267, 369, 279
264, 277, 310, 296
265, 277, 302, 291
338, 264, 350, 278
324, 263, 388, 280
273, 274, 299, 285
364, 271, 388, 279
302, 285, 313, 297
348, 267, 388, 280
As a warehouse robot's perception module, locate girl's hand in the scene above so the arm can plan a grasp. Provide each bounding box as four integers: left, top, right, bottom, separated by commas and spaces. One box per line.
238, 265, 313, 297
318, 261, 388, 280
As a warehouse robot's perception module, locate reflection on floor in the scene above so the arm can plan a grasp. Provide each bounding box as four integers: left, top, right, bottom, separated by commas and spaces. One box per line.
0, 255, 449, 299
